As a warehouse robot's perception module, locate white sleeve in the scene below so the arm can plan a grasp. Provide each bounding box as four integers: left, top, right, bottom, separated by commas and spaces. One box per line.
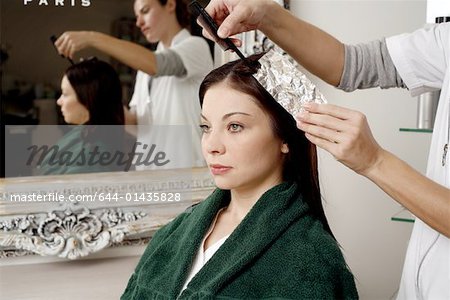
170, 36, 214, 80
386, 23, 450, 97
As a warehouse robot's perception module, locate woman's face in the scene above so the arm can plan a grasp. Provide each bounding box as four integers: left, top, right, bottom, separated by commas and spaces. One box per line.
134, 0, 173, 43
56, 76, 89, 125
201, 82, 287, 191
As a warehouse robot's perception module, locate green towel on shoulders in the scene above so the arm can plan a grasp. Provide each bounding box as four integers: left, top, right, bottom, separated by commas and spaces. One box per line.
121, 182, 358, 299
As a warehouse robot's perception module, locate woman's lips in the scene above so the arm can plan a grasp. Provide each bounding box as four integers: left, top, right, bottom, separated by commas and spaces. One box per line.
210, 164, 232, 175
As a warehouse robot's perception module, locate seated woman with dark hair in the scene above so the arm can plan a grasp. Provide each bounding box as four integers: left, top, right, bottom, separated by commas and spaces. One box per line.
58, 57, 124, 125
37, 58, 128, 175
121, 54, 358, 299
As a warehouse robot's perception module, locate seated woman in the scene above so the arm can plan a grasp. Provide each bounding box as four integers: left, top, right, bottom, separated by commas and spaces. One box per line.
37, 58, 127, 175
121, 55, 358, 299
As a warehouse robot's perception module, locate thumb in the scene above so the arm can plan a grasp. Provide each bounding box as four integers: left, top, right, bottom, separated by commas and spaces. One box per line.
217, 20, 232, 38
217, 9, 246, 38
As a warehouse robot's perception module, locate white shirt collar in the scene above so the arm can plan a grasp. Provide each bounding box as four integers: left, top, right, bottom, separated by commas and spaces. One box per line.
157, 28, 190, 50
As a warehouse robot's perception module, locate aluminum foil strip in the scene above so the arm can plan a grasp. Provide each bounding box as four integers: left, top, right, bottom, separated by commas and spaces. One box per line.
253, 48, 327, 117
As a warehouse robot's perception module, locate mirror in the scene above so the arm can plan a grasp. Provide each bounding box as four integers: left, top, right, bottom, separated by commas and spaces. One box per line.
0, 0, 216, 261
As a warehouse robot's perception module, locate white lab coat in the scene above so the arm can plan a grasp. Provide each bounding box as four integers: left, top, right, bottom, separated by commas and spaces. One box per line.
387, 23, 450, 300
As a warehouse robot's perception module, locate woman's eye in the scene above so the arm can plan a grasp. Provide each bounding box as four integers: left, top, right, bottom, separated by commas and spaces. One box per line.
228, 124, 243, 132
199, 125, 210, 133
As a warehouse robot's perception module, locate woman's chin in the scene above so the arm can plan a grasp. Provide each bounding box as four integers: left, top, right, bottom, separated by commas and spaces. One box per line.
145, 34, 158, 44
212, 178, 236, 190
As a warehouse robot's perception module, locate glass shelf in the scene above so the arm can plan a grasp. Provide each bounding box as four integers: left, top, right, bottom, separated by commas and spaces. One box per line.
391, 208, 415, 223
399, 128, 433, 133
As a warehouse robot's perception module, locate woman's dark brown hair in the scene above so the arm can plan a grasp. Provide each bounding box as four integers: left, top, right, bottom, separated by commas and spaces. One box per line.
65, 58, 124, 125
64, 59, 128, 172
199, 54, 334, 238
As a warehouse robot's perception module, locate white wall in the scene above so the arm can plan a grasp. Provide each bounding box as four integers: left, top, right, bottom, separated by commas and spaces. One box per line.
290, 1, 431, 299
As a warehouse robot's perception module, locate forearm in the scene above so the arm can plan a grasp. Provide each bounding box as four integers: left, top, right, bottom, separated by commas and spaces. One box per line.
260, 3, 344, 86
365, 149, 450, 237
89, 32, 157, 75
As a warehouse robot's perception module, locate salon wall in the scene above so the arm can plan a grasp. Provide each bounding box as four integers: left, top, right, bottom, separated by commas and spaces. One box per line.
290, 1, 429, 299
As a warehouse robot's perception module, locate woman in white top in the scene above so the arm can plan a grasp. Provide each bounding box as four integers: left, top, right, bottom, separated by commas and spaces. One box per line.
55, 0, 213, 170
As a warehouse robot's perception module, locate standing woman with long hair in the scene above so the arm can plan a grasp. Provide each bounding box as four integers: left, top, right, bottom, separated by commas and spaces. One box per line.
54, 0, 213, 170
120, 55, 358, 299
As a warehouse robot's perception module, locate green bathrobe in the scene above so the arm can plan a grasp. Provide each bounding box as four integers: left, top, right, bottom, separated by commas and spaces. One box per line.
121, 182, 358, 299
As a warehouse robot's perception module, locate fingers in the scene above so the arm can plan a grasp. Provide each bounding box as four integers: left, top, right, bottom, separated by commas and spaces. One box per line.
296, 103, 354, 145
217, 5, 250, 38
55, 33, 73, 59
296, 109, 349, 133
200, 27, 243, 47
297, 119, 343, 144
202, 0, 252, 39
54, 32, 84, 59
197, 1, 246, 43
304, 132, 339, 156
302, 102, 360, 121
228, 37, 242, 47
204, 0, 231, 28
54, 35, 64, 56
298, 103, 383, 174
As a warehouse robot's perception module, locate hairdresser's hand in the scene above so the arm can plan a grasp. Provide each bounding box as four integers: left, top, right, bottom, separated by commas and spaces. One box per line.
202, 0, 273, 45
296, 103, 384, 175
55, 31, 95, 59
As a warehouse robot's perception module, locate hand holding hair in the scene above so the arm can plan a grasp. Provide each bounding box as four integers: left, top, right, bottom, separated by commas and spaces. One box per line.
297, 103, 450, 238
296, 103, 382, 176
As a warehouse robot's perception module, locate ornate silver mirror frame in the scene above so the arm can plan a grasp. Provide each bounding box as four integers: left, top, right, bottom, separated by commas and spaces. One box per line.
0, 168, 215, 261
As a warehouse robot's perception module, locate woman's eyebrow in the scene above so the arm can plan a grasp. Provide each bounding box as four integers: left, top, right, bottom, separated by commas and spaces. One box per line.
222, 112, 252, 120
201, 112, 251, 121
138, 5, 149, 14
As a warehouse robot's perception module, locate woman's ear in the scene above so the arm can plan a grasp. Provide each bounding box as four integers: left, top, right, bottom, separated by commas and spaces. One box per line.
281, 143, 289, 154
166, 0, 176, 13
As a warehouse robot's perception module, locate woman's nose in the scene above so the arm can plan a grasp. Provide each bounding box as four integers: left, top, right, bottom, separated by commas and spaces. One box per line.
204, 131, 225, 155
136, 15, 143, 28
56, 97, 63, 106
